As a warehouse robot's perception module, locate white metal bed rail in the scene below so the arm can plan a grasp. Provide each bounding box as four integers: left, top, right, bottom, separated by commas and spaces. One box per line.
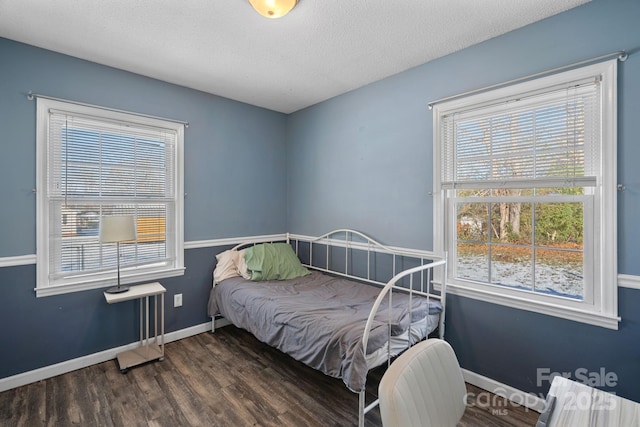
288, 229, 443, 289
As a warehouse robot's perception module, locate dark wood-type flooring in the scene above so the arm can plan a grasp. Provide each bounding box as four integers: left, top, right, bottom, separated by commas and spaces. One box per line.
0, 326, 540, 426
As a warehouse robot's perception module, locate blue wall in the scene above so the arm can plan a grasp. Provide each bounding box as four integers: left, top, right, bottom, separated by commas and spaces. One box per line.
2, 0, 640, 404
0, 38, 287, 378
0, 247, 226, 377
287, 0, 640, 401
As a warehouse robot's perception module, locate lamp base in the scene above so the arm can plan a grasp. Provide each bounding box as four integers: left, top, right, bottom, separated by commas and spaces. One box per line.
105, 285, 129, 294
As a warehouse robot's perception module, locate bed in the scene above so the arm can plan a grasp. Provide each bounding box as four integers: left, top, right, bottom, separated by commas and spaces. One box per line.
207, 230, 447, 426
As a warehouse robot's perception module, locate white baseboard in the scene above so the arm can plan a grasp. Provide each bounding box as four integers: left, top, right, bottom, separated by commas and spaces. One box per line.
462, 368, 545, 413
0, 322, 211, 393
213, 316, 232, 331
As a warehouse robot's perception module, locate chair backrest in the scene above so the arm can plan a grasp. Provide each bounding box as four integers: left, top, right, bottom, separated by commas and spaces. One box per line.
378, 339, 466, 427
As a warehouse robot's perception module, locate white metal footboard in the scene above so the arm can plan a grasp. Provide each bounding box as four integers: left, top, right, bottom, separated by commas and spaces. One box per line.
358, 259, 447, 426
287, 230, 447, 427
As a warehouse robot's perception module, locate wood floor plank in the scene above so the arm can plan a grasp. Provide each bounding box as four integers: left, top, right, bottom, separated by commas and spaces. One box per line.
0, 326, 540, 426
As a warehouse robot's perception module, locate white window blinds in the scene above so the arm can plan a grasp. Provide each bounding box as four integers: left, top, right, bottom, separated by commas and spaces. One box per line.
433, 58, 619, 329
440, 78, 601, 190
39, 102, 183, 291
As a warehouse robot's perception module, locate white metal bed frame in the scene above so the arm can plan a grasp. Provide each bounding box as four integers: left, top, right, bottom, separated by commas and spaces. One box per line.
211, 229, 447, 427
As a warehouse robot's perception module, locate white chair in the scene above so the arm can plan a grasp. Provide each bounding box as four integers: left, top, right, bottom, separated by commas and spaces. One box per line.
378, 339, 466, 427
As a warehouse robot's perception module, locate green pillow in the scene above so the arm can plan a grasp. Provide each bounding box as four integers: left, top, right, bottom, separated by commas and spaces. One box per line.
244, 243, 310, 281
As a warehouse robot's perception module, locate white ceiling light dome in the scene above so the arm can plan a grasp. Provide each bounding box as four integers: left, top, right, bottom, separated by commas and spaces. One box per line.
249, 0, 298, 19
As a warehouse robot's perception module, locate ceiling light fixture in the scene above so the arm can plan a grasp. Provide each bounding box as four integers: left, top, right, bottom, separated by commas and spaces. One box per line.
249, 0, 298, 19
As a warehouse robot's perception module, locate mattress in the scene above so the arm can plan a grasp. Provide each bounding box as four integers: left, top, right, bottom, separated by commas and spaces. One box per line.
208, 271, 441, 392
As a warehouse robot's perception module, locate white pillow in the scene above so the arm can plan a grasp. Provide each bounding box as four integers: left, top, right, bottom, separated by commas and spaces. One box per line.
213, 250, 240, 284
236, 249, 252, 279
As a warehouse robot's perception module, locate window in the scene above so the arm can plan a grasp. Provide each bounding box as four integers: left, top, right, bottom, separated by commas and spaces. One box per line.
433, 60, 618, 329
36, 98, 185, 296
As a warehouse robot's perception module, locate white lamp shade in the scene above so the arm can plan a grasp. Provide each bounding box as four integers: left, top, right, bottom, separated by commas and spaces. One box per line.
100, 215, 136, 243
249, 0, 298, 18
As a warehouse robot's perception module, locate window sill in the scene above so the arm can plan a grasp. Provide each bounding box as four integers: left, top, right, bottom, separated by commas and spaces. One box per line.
35, 267, 185, 297
446, 282, 620, 330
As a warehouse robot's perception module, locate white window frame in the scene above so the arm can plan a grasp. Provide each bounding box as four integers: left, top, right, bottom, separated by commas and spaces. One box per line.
36, 98, 185, 297
433, 60, 619, 329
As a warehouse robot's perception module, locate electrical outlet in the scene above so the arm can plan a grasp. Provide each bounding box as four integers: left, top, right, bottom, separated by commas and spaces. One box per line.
174, 293, 183, 307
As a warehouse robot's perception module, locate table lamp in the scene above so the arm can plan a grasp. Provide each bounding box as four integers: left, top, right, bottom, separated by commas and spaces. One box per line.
100, 215, 136, 294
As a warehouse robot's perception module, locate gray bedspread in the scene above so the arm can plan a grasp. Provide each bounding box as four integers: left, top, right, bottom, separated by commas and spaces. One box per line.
207, 271, 441, 392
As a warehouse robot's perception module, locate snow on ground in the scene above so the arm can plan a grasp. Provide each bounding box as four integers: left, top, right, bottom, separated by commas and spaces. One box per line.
457, 255, 583, 298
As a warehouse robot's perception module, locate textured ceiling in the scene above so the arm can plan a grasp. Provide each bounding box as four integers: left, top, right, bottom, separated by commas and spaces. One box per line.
0, 0, 590, 113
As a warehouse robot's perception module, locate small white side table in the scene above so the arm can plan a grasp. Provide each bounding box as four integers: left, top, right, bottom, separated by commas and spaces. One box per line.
104, 282, 166, 372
